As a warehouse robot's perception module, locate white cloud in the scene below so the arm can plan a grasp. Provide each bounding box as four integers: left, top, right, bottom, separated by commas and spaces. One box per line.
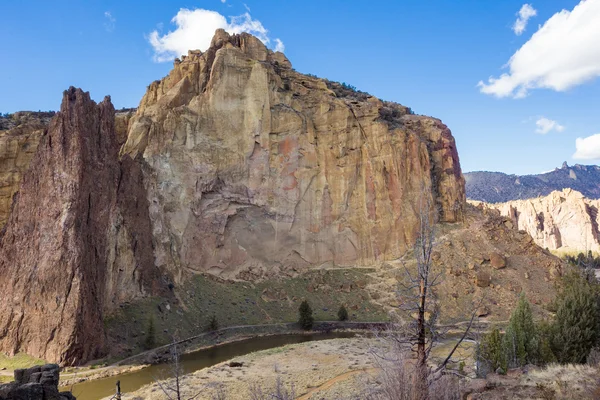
513, 4, 537, 35
148, 8, 284, 62
573, 133, 600, 160
535, 117, 564, 134
478, 0, 600, 98
274, 38, 285, 53
104, 11, 116, 32
221, 0, 226, 3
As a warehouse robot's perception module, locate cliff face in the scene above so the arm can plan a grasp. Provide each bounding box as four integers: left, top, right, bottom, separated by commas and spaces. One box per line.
0, 116, 49, 227
471, 189, 600, 253
122, 29, 465, 279
0, 31, 466, 364
0, 111, 133, 230
0, 89, 159, 365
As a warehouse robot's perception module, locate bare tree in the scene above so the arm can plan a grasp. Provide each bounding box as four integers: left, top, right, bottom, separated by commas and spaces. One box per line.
154, 338, 201, 400
248, 367, 296, 400
369, 188, 479, 400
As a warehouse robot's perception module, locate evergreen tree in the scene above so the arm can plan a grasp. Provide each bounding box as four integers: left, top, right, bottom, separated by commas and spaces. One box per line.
207, 314, 219, 331
144, 316, 156, 350
477, 327, 505, 376
337, 305, 349, 321
502, 293, 537, 368
552, 272, 599, 363
298, 300, 314, 330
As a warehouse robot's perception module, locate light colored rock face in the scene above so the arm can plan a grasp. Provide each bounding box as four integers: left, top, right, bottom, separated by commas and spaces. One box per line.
0, 122, 45, 227
0, 111, 133, 229
122, 30, 466, 279
471, 189, 600, 253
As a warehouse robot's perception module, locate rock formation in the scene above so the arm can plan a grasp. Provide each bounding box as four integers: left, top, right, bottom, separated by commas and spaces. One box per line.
0, 117, 47, 226
122, 29, 465, 279
465, 162, 600, 203
0, 111, 133, 229
0, 88, 160, 365
0, 364, 75, 400
471, 188, 600, 253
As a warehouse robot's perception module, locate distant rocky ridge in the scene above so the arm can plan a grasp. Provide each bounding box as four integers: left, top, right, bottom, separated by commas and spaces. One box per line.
471, 188, 600, 253
465, 162, 600, 203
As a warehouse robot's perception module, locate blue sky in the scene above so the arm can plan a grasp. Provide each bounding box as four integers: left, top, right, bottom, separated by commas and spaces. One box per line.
1, 0, 599, 174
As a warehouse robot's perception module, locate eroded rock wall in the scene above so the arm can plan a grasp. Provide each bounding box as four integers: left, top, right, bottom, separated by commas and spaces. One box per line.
0, 89, 158, 365
122, 29, 466, 280
470, 189, 600, 253
0, 121, 46, 227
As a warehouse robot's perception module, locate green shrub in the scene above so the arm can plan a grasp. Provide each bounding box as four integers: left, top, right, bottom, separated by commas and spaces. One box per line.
477, 327, 505, 376
502, 293, 538, 368
337, 305, 349, 321
552, 272, 599, 363
298, 300, 314, 330
144, 316, 156, 350
207, 314, 219, 331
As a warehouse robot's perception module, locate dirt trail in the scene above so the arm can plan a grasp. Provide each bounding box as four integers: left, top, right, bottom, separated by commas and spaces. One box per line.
296, 368, 377, 400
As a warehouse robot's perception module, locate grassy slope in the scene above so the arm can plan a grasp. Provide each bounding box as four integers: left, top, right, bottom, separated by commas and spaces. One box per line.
105, 268, 388, 359
0, 352, 46, 372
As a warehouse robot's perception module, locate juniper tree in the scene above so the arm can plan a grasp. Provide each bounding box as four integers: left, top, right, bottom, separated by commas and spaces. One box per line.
298, 300, 314, 330
502, 293, 537, 368
144, 316, 156, 350
338, 305, 349, 321
552, 272, 600, 363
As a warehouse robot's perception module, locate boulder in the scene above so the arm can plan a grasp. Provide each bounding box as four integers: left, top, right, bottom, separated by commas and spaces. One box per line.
476, 271, 491, 288
490, 253, 506, 269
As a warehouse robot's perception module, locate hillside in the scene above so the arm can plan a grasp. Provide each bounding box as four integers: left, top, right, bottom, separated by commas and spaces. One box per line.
465, 162, 600, 202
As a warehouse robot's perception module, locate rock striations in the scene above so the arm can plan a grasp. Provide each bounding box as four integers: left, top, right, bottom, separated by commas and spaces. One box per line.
122, 29, 465, 279
0, 30, 529, 366
471, 188, 600, 253
0, 88, 160, 365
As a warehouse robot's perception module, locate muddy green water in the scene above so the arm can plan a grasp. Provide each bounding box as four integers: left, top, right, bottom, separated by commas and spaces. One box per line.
65, 332, 356, 400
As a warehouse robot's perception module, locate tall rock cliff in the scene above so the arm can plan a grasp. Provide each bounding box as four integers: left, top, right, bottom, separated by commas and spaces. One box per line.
0, 115, 49, 227
0, 111, 133, 230
470, 189, 600, 253
0, 30, 466, 364
0, 89, 159, 365
122, 29, 465, 279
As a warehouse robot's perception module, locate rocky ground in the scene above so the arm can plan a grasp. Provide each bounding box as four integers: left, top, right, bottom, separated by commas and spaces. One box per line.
119, 337, 600, 400
361, 204, 562, 324
118, 337, 376, 400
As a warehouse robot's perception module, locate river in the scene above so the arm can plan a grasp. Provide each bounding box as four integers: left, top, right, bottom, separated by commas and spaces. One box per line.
65, 332, 357, 400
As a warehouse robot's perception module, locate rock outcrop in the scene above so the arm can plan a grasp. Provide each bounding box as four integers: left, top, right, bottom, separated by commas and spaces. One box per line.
122, 29, 465, 279
0, 30, 467, 365
0, 88, 160, 365
471, 189, 600, 253
0, 117, 47, 226
0, 111, 133, 230
0, 364, 75, 400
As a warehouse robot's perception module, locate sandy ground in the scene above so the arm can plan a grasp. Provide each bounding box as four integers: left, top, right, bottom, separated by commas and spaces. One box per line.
118, 338, 376, 399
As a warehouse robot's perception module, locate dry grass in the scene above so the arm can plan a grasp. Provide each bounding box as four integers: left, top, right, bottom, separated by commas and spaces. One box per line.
0, 352, 46, 371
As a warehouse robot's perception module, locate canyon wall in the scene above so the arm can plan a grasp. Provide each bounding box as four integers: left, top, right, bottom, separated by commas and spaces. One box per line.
0, 89, 161, 365
0, 31, 465, 364
122, 29, 465, 280
471, 188, 600, 253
